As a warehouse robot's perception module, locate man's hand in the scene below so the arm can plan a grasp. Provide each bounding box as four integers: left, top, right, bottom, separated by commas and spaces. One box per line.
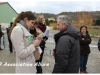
52, 52, 55, 56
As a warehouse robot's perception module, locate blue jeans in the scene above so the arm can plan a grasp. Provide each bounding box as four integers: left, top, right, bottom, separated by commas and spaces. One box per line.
80, 55, 89, 72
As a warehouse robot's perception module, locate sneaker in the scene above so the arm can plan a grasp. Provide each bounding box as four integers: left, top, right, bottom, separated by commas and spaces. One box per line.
84, 71, 88, 73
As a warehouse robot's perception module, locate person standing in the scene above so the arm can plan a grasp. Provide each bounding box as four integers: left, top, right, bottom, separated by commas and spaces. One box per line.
52, 15, 80, 73
9, 11, 42, 73
6, 22, 13, 53
97, 38, 100, 51
0, 25, 4, 50
35, 16, 47, 73
79, 26, 91, 73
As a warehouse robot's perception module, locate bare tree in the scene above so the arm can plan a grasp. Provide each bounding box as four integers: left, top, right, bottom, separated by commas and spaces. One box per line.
77, 11, 93, 27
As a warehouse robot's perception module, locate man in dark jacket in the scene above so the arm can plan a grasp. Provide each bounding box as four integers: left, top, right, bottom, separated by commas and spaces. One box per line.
52, 15, 80, 73
6, 22, 13, 53
98, 38, 100, 51
0, 25, 4, 50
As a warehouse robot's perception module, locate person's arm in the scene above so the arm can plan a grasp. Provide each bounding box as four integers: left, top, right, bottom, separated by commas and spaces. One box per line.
80, 34, 91, 44
1, 31, 4, 35
11, 27, 36, 59
53, 36, 72, 73
36, 28, 44, 38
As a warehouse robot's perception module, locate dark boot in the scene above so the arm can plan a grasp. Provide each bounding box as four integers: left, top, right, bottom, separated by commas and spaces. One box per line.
0, 47, 3, 50
36, 60, 42, 73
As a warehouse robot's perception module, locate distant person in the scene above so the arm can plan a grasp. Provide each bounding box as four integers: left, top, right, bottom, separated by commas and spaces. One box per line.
52, 15, 80, 73
6, 22, 13, 53
97, 38, 100, 51
9, 11, 42, 73
0, 25, 4, 50
79, 26, 92, 73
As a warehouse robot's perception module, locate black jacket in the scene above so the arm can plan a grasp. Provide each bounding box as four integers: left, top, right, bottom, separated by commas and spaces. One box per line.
97, 38, 100, 51
0, 26, 4, 38
53, 25, 80, 73
79, 33, 91, 55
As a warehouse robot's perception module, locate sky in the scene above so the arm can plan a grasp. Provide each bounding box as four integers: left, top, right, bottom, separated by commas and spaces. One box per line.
1, 0, 100, 14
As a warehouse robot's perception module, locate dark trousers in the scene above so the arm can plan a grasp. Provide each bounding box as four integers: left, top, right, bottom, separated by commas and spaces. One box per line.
36, 40, 45, 73
8, 39, 13, 52
36, 60, 42, 73
39, 46, 45, 62
80, 55, 89, 72
0, 37, 1, 49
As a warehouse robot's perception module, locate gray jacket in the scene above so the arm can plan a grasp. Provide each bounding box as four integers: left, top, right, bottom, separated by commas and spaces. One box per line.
53, 25, 80, 73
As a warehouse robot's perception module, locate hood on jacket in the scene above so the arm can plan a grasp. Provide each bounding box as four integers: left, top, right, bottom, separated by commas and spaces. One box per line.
63, 25, 80, 39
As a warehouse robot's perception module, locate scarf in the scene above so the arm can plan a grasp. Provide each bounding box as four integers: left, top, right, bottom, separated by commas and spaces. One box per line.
54, 27, 67, 45
19, 20, 28, 30
37, 22, 46, 33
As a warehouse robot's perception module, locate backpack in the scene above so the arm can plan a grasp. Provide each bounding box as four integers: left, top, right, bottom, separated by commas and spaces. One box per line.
97, 38, 100, 51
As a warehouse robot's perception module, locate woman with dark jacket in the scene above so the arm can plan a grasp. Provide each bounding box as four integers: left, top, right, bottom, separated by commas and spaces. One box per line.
79, 26, 92, 73
34, 16, 47, 73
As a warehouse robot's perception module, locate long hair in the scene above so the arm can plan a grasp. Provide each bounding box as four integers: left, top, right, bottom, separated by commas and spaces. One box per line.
9, 11, 36, 36
36, 16, 46, 33
80, 25, 88, 34
37, 16, 46, 25
30, 22, 38, 38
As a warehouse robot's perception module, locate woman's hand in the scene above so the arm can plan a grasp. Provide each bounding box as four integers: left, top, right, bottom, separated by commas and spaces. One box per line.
35, 28, 44, 37
33, 39, 41, 47
52, 52, 55, 56
35, 47, 39, 51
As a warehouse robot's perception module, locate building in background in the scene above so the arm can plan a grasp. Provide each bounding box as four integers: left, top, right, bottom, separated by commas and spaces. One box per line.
0, 2, 18, 28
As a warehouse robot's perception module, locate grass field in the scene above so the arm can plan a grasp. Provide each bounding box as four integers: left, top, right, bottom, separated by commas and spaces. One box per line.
50, 28, 100, 42
51, 28, 100, 36
88, 28, 100, 36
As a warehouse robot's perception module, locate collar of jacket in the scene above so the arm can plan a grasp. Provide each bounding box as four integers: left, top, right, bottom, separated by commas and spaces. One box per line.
16, 23, 32, 37
19, 20, 28, 30
54, 27, 67, 44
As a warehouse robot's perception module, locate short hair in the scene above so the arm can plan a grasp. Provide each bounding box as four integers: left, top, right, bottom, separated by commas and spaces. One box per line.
10, 22, 13, 25
57, 15, 71, 25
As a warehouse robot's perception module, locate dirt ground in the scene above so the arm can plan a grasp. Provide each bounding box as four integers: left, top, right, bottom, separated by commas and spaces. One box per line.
0, 30, 100, 74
